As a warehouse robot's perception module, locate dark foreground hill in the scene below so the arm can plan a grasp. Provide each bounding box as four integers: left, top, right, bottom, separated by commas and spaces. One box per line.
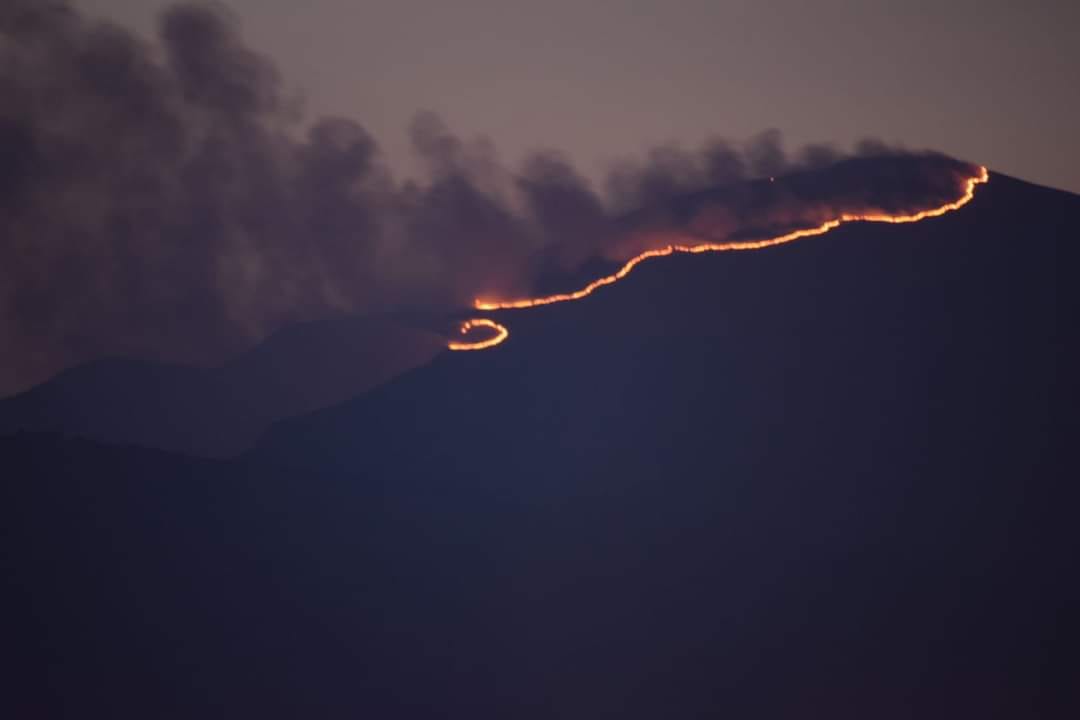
4, 172, 1078, 717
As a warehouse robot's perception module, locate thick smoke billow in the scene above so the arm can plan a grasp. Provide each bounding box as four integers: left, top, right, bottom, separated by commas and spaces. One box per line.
0, 1, 971, 396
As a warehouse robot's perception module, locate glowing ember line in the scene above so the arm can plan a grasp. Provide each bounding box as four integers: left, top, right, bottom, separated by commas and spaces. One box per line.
448, 318, 510, 351
448, 166, 988, 350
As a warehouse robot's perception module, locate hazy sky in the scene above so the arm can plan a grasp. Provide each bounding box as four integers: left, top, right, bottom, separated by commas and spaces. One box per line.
76, 0, 1080, 193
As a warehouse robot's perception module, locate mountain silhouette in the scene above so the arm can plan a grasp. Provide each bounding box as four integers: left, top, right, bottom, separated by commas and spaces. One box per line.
0, 153, 978, 454
0, 314, 443, 456
4, 170, 1078, 717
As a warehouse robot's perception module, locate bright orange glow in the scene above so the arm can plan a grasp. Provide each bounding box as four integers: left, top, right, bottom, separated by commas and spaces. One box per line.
449, 166, 988, 350
447, 318, 510, 351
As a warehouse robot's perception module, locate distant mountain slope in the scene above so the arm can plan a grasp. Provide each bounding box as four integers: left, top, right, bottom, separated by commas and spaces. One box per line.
257, 171, 1076, 469
4, 171, 1078, 717
0, 315, 444, 455
0, 154, 981, 456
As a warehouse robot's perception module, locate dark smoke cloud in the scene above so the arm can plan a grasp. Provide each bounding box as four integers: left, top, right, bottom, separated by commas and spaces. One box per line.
745, 128, 788, 178
0, 0, 970, 396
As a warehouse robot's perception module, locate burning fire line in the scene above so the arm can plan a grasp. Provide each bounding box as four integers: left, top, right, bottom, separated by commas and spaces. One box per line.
449, 166, 989, 351
447, 318, 510, 352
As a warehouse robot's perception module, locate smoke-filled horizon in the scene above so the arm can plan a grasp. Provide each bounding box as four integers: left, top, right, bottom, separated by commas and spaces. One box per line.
1, 1, 974, 396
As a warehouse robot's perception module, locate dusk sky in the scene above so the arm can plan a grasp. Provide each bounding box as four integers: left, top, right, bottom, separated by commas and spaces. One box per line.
80, 0, 1080, 193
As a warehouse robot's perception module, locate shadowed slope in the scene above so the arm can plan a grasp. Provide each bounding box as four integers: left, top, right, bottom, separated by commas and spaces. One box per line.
0, 315, 444, 455
4, 172, 1078, 718
258, 171, 1073, 470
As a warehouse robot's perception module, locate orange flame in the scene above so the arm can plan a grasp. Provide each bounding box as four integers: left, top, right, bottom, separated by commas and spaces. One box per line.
449, 165, 989, 350
448, 318, 510, 351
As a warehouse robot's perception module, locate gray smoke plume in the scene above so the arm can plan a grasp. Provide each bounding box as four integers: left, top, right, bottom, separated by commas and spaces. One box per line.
0, 1, 965, 396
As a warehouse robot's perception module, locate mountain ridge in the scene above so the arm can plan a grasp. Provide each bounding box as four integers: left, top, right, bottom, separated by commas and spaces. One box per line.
4, 167, 1078, 717
0, 313, 444, 455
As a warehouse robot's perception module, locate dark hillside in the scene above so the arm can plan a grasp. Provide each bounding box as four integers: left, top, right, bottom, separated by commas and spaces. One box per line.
0, 315, 443, 456
4, 172, 1078, 717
